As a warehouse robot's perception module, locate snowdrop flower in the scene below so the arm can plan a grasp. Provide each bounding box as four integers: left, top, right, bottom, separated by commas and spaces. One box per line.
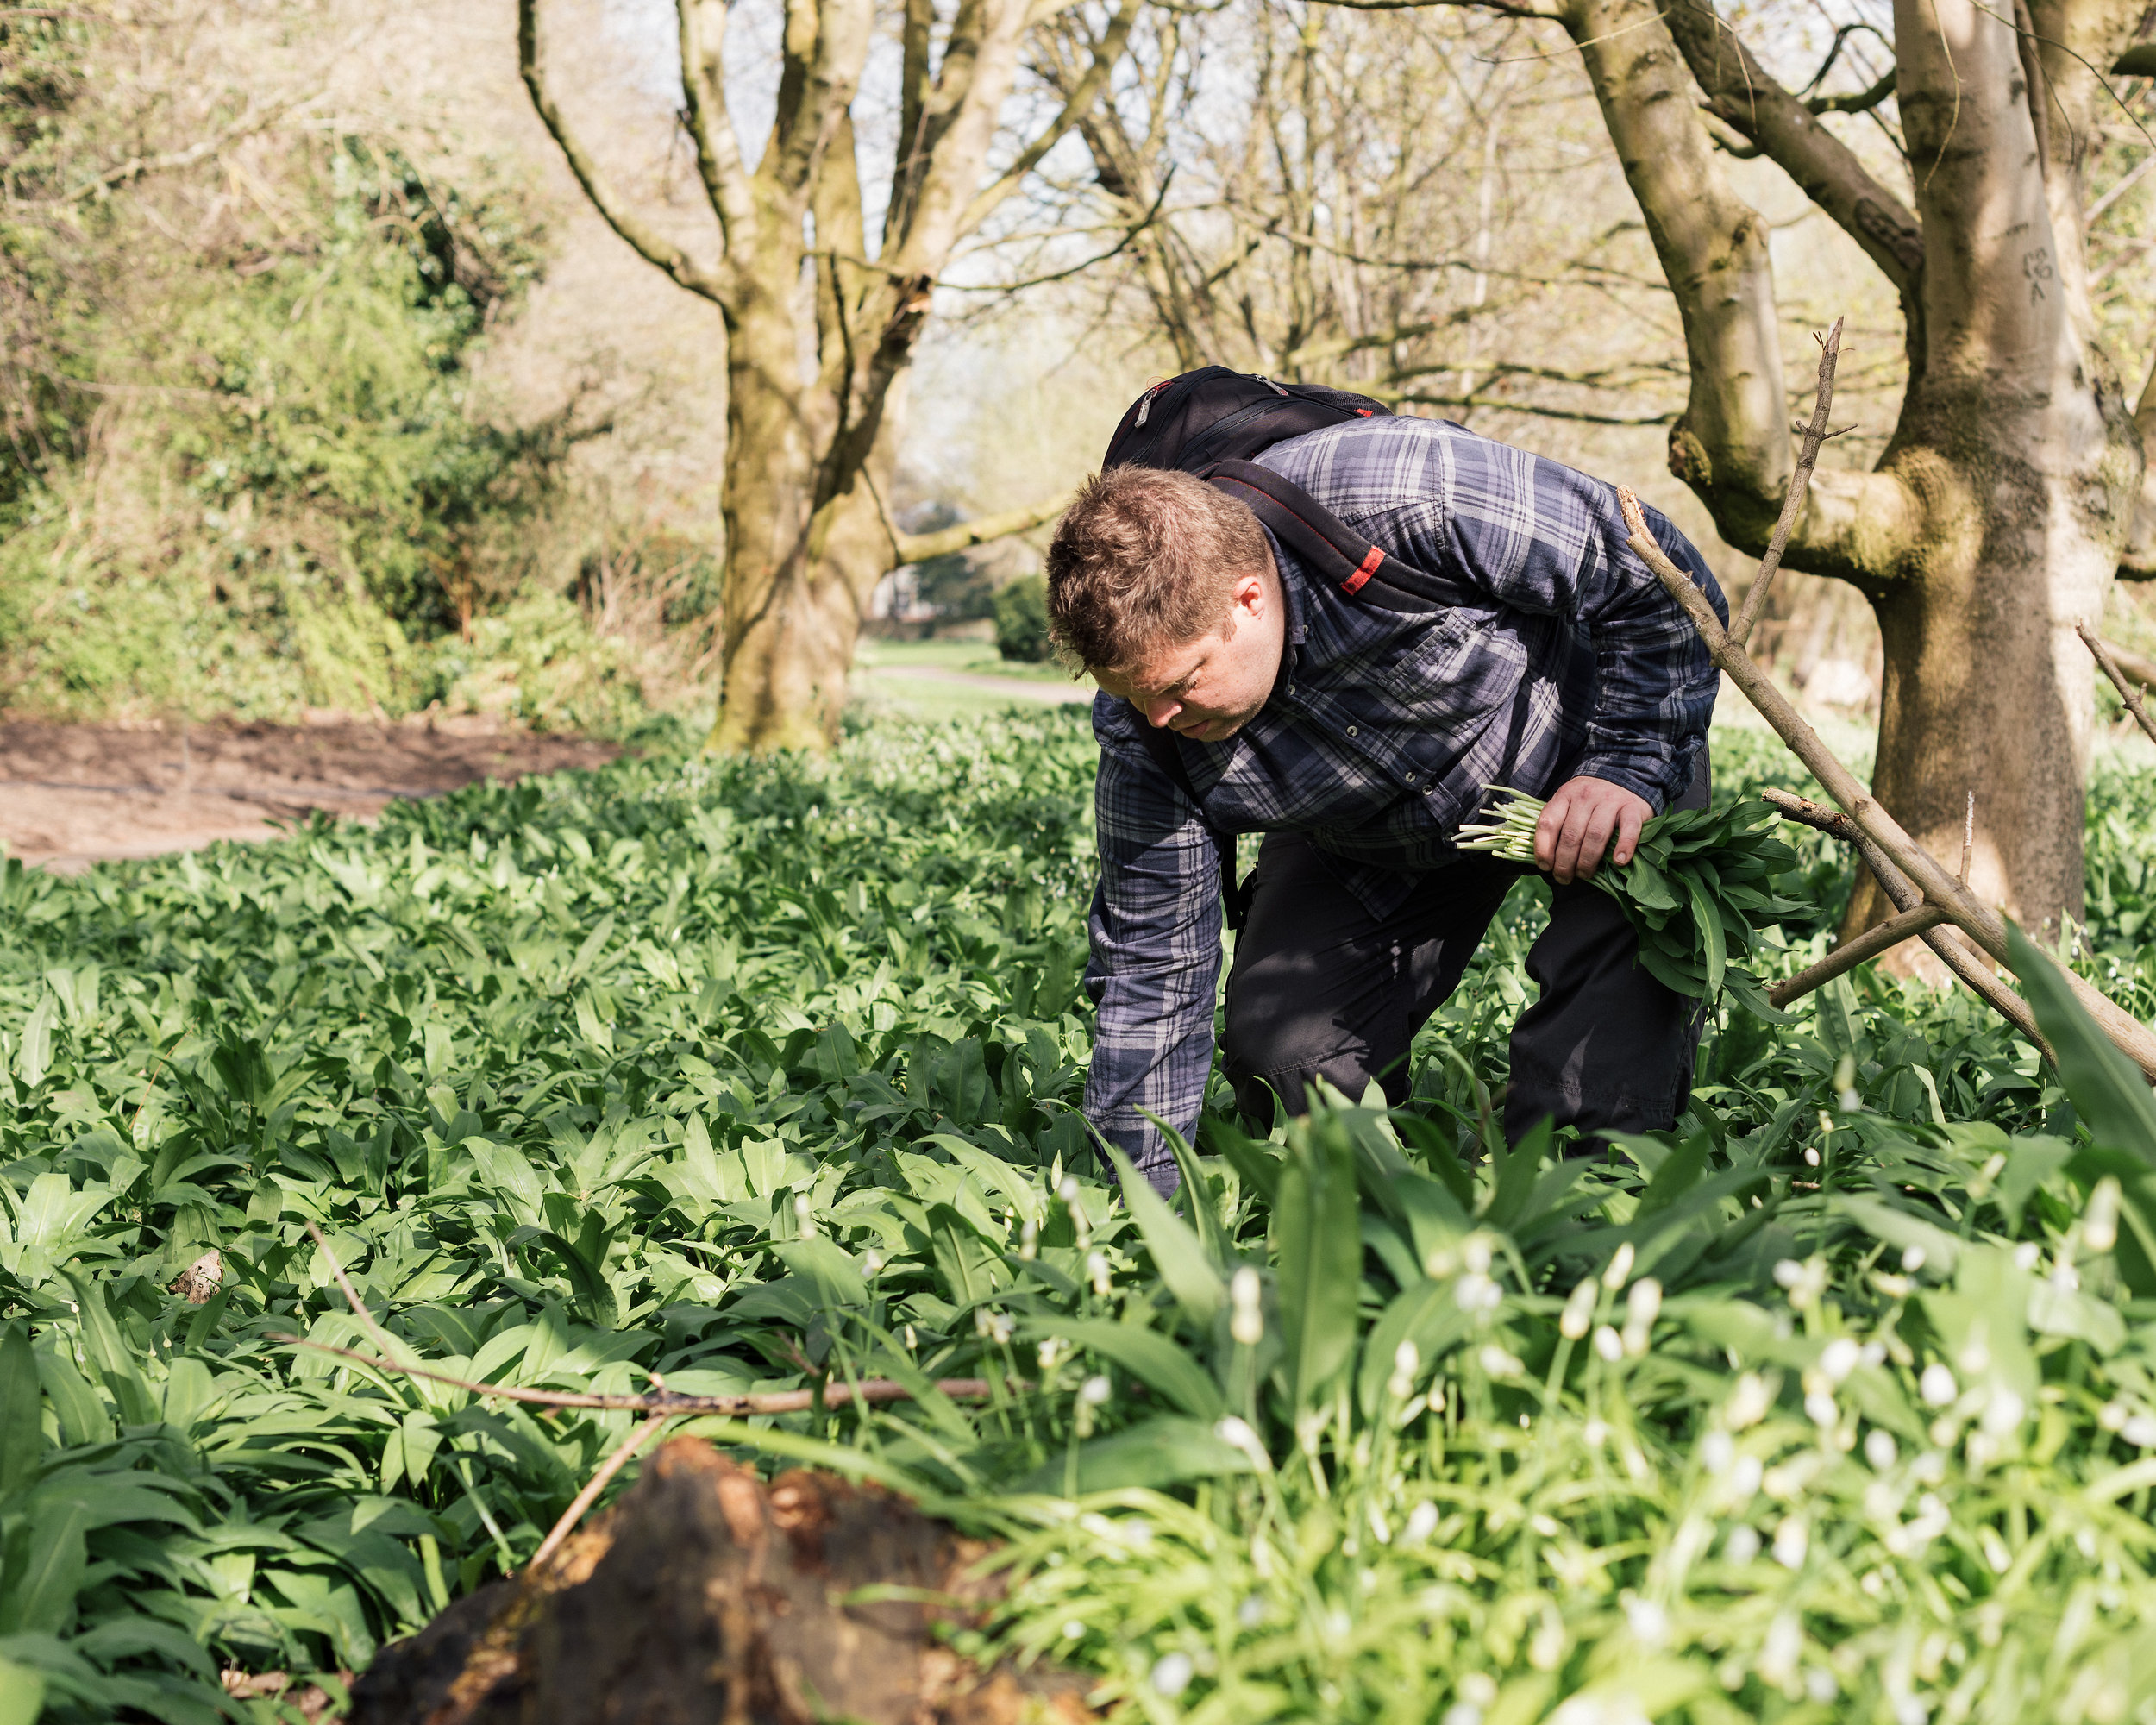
2087, 1176, 2122, 1254
1230, 1266, 1264, 1346
1818, 1338, 1861, 1385
1920, 1364, 1958, 1407
1760, 1613, 1803, 1687
1150, 1653, 1194, 1698
1559, 1277, 1597, 1340
1388, 1339, 1420, 1401
1622, 1278, 1661, 1356
1479, 1344, 1524, 1380
1727, 1373, 1773, 1430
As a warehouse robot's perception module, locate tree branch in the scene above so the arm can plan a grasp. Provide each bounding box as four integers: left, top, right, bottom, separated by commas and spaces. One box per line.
1759, 789, 2050, 1049
2125, 360, 2156, 580
519, 0, 722, 302
677, 0, 757, 251
1731, 317, 1842, 647
892, 492, 1071, 565
1807, 67, 1897, 114
2080, 624, 2156, 749
1767, 902, 1948, 1007
1615, 482, 2156, 1078
957, 0, 1138, 237
1655, 0, 1923, 292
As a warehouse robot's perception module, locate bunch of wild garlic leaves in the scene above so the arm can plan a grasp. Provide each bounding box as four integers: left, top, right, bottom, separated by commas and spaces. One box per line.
1457, 786, 1809, 1020
9, 712, 2156, 1722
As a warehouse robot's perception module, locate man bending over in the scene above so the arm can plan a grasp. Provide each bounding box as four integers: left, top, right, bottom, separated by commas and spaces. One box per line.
1045, 411, 1727, 1194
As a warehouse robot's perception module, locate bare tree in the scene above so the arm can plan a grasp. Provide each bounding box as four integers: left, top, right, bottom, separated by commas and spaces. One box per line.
519, 0, 1131, 750
1476, 0, 2155, 946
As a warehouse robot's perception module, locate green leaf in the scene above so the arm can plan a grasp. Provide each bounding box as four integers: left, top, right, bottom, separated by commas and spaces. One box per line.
1025, 1318, 1224, 1419
0, 1496, 88, 1634
771, 1237, 870, 1308
0, 1655, 44, 1725
0, 1324, 43, 1502
2007, 921, 2156, 1165
60, 1271, 158, 1428
14, 995, 53, 1088
1014, 1415, 1257, 1494
926, 1203, 1005, 1307
535, 1230, 621, 1329
1105, 1142, 1225, 1329
1271, 1113, 1363, 1410
1684, 872, 1726, 1000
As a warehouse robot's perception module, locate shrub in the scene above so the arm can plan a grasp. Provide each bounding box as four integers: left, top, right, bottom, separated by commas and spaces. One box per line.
993, 573, 1053, 662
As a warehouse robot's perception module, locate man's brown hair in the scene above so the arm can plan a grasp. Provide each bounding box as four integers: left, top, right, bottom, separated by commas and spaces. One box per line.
1045, 466, 1269, 673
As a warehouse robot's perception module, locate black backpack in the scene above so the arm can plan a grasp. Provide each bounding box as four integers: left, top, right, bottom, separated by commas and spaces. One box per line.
1104, 367, 1466, 614
1100, 366, 1470, 927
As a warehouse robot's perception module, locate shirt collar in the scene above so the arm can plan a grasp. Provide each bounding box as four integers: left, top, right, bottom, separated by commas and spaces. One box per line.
1263, 526, 1308, 689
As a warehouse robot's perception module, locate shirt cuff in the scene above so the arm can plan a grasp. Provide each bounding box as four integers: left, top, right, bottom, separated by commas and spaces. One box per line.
1571, 752, 1674, 813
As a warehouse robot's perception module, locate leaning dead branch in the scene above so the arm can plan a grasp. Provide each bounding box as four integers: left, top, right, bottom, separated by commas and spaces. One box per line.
1730, 317, 1843, 649
1758, 790, 2048, 1049
285, 1224, 1004, 1419
2080, 624, 2156, 751
1767, 902, 1947, 1008
1616, 485, 2156, 1074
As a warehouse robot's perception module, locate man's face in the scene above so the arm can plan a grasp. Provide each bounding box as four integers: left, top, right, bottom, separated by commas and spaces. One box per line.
1093, 563, 1287, 743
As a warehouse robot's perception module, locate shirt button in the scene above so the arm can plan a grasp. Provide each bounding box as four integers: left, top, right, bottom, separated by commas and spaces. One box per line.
1405, 771, 1416, 783
1345, 725, 1358, 737
1286, 683, 1296, 696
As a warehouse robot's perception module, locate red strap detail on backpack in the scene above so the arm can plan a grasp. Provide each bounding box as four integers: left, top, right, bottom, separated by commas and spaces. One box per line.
1354, 408, 1374, 416
1342, 544, 1385, 594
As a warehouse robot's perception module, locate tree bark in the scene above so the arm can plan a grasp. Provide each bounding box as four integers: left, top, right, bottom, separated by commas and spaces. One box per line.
1567, 0, 2151, 953
523, 0, 1120, 753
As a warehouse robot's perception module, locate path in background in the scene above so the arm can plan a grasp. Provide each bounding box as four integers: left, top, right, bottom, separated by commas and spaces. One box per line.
850, 637, 1094, 721
1, 718, 619, 872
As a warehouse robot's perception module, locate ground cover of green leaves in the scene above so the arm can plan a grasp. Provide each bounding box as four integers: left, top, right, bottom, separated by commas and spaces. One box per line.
8, 712, 2156, 1725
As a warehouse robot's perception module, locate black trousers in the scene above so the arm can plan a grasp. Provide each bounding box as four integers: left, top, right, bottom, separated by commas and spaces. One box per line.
1221, 754, 1710, 1145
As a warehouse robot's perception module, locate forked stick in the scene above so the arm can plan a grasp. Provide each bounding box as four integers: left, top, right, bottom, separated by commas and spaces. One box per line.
1730, 317, 1843, 649
2080, 624, 2156, 751
288, 1223, 1002, 1416
1760, 789, 2050, 1053
1617, 491, 2156, 1076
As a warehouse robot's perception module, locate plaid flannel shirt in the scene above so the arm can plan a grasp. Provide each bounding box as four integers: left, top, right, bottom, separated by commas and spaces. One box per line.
1081, 415, 1727, 1182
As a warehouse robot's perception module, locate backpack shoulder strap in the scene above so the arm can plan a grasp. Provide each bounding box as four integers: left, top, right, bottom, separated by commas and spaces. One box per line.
1201, 458, 1469, 613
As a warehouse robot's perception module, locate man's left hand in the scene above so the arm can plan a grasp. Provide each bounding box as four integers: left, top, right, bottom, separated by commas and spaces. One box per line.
1533, 775, 1653, 885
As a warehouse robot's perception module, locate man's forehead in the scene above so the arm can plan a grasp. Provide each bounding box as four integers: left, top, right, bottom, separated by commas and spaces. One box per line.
1110, 636, 1212, 693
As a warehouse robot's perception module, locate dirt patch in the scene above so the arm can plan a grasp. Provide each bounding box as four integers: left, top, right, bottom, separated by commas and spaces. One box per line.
348, 1440, 1093, 1725
0, 717, 620, 871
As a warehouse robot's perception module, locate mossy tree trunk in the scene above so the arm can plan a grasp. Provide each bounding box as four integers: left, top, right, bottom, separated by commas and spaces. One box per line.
521, 0, 1129, 751
1531, 0, 2154, 949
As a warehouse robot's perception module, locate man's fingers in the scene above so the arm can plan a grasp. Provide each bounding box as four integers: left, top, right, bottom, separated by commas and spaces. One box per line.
1533, 799, 1563, 873
1552, 795, 1601, 884
1569, 801, 1619, 882
1611, 800, 1646, 867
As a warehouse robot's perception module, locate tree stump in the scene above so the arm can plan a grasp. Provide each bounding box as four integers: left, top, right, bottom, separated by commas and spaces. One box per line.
348, 1439, 1092, 1725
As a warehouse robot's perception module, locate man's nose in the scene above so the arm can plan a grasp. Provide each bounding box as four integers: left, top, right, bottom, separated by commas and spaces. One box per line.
1136, 693, 1181, 728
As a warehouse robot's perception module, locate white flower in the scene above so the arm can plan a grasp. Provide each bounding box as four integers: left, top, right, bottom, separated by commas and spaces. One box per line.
2123, 1414, 2156, 1447
1760, 1612, 1802, 1687
1214, 1415, 1273, 1471
1818, 1338, 1861, 1385
1602, 1242, 1636, 1289
1772, 1518, 1808, 1569
1919, 1364, 1958, 1407
1087, 1250, 1111, 1296
1230, 1265, 1263, 1346
1980, 1387, 2026, 1437
1441, 1709, 1482, 1725
1701, 1430, 1734, 1475
1594, 1325, 1625, 1362
1865, 1429, 1899, 1471
2013, 1242, 2041, 1272
1062, 1619, 1085, 1640
1724, 1525, 1761, 1565
1479, 1344, 1524, 1380
1622, 1278, 1661, 1356
1404, 1501, 1439, 1544
1559, 1278, 1597, 1339
1388, 1339, 1421, 1400
1804, 1390, 1838, 1427
1150, 1653, 1194, 1698
1625, 1594, 1670, 1647
2099, 1400, 2130, 1432
1901, 1244, 1927, 1272
2086, 1176, 2122, 1254
1079, 1373, 1112, 1406
1456, 1272, 1502, 1312
1727, 1373, 1773, 1430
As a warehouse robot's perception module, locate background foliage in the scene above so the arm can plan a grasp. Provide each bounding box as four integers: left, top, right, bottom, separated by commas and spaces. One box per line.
9, 712, 2156, 1722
